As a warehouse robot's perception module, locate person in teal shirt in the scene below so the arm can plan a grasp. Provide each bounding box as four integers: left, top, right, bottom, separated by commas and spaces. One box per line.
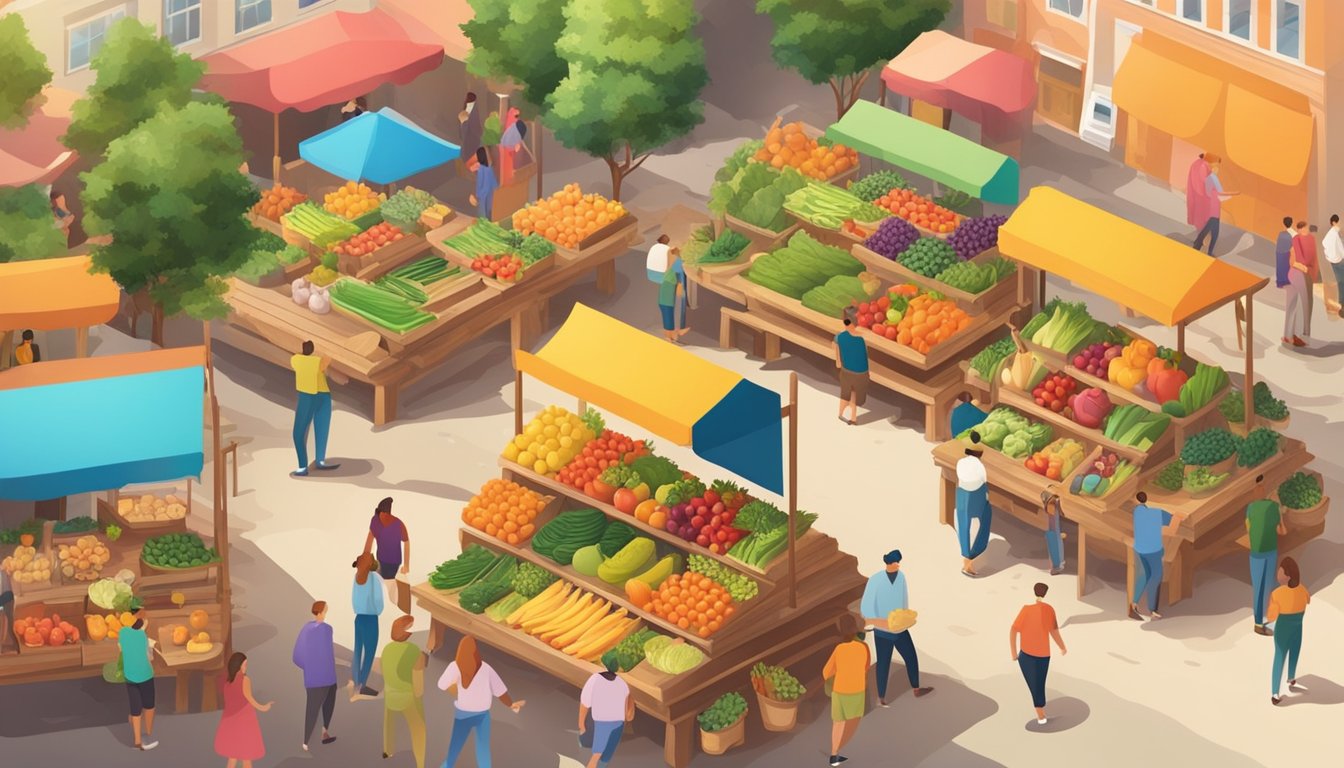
833, 316, 869, 426
657, 258, 688, 342
950, 392, 988, 438
1129, 492, 1187, 620
1246, 475, 1286, 635
118, 608, 159, 751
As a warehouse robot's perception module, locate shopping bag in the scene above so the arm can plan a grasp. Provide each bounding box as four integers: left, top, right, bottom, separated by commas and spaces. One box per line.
577, 711, 595, 750
396, 576, 412, 615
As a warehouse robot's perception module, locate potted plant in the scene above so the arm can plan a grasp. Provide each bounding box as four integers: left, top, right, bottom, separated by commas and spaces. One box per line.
698, 691, 748, 755
750, 662, 805, 732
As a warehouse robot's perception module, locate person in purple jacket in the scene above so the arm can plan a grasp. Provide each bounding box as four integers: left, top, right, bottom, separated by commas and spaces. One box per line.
293, 600, 338, 751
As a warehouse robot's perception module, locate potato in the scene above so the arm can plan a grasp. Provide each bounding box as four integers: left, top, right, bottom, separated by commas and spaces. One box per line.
165, 494, 180, 505
152, 498, 166, 508
139, 494, 155, 506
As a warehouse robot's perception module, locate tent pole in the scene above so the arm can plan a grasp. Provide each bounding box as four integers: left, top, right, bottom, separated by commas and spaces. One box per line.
272, 112, 281, 183
1037, 270, 1046, 311
535, 121, 543, 201
205, 321, 233, 661
1243, 294, 1254, 429
787, 372, 798, 610
515, 369, 524, 437
1176, 322, 1185, 356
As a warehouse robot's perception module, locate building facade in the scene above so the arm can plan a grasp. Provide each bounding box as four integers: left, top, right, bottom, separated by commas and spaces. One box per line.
6, 0, 373, 92
962, 0, 1344, 237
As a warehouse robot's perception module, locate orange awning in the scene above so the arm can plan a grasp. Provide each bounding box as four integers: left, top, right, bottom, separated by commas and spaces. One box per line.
999, 187, 1267, 326
379, 0, 473, 62
1224, 85, 1313, 186
0, 87, 78, 187
1112, 41, 1222, 140
0, 255, 120, 331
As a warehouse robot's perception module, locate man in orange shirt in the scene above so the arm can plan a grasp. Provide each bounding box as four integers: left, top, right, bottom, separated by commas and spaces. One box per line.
822, 631, 870, 766
1010, 583, 1067, 725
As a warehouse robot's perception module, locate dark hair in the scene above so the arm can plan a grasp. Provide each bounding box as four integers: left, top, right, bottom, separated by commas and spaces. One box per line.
1332, 214, 1341, 225
1136, 491, 1148, 504
227, 652, 247, 683
1283, 216, 1294, 228
355, 96, 367, 109
132, 618, 145, 630
464, 92, 477, 106
843, 317, 852, 326
391, 615, 415, 641
475, 147, 490, 166
1034, 582, 1049, 598
311, 600, 326, 616
854, 631, 867, 641
600, 650, 620, 679
376, 497, 394, 515
1296, 220, 1307, 230
22, 330, 34, 342
302, 340, 314, 355
957, 391, 973, 403
883, 549, 902, 565
658, 234, 670, 244
1204, 153, 1221, 164
516, 121, 528, 141
1310, 224, 1319, 233
1280, 557, 1301, 588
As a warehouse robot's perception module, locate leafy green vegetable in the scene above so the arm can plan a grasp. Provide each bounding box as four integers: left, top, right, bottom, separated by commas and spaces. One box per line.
380, 188, 435, 230
728, 512, 818, 567
53, 516, 99, 534
970, 337, 1016, 379
1252, 381, 1289, 421
752, 662, 805, 701
1236, 427, 1280, 468
1102, 405, 1171, 449
485, 592, 526, 622
711, 163, 808, 232
1178, 362, 1229, 414
933, 188, 974, 214
1030, 301, 1101, 354
1218, 389, 1245, 423
680, 225, 715, 264
1154, 460, 1185, 491
733, 500, 788, 533
510, 561, 557, 598
645, 636, 705, 674
599, 464, 641, 489
850, 170, 909, 201
699, 229, 751, 265
613, 628, 661, 671
631, 455, 681, 490
459, 555, 519, 613
88, 578, 134, 611
236, 249, 283, 284
1182, 467, 1230, 494
699, 691, 747, 731
715, 140, 764, 184
1278, 472, 1322, 509
1179, 428, 1241, 466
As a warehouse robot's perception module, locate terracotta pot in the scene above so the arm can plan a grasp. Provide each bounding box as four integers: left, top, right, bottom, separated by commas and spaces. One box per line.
756, 692, 799, 732
699, 713, 746, 755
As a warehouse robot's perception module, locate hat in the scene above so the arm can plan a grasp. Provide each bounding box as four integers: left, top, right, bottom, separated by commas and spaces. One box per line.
883, 549, 902, 565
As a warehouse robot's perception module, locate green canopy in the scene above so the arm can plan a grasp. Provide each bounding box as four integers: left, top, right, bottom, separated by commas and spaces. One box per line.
826, 101, 1020, 205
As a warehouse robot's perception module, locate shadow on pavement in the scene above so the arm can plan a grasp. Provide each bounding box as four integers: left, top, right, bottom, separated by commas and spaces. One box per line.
1278, 675, 1344, 707
1022, 696, 1090, 733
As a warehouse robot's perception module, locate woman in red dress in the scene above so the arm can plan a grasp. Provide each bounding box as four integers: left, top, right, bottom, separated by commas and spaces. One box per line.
215, 652, 271, 767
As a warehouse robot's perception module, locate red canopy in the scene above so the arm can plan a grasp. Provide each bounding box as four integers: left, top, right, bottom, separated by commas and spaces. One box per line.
881, 31, 1036, 138
0, 87, 78, 187
198, 9, 444, 114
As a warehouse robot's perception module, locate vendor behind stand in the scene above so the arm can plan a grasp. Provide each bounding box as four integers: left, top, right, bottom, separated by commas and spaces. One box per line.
949, 392, 987, 438
467, 148, 498, 221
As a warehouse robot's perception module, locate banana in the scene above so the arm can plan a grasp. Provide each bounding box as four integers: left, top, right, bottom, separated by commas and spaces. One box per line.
558, 608, 626, 652
520, 589, 580, 632
540, 596, 606, 643
529, 593, 593, 636
507, 580, 567, 625
575, 618, 641, 661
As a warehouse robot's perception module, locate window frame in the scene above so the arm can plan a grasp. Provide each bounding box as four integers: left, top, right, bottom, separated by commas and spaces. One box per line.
1271, 0, 1304, 62
66, 5, 128, 74
163, 0, 202, 48
1177, 0, 1205, 24
298, 0, 332, 10
1044, 0, 1087, 23
235, 0, 274, 35
1224, 0, 1255, 42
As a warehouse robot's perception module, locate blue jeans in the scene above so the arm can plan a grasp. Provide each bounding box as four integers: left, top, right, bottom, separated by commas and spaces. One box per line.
1249, 551, 1277, 625
873, 629, 920, 699
476, 193, 494, 222
1017, 652, 1050, 708
442, 709, 491, 768
1271, 612, 1303, 696
1194, 217, 1220, 255
353, 614, 378, 688
591, 720, 624, 763
1132, 550, 1164, 612
956, 486, 992, 560
293, 391, 332, 468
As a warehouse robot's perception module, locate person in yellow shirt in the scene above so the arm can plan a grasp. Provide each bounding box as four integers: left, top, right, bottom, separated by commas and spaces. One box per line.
291, 340, 339, 477
13, 330, 41, 365
1268, 557, 1309, 705
822, 632, 869, 766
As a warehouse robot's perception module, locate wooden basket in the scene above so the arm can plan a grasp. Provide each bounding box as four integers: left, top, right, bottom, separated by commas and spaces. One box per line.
699, 712, 746, 755
553, 216, 639, 261
1277, 469, 1328, 528
138, 556, 220, 578
756, 691, 800, 732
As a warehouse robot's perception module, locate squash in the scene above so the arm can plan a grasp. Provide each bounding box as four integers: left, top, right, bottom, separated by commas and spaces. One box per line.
625, 578, 653, 606
186, 631, 212, 654
1005, 325, 1036, 390
86, 614, 108, 642
172, 625, 190, 646
189, 609, 209, 631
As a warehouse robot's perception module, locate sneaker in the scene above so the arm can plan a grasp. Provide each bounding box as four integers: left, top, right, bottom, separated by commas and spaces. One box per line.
1292, 336, 1307, 347
1289, 680, 1307, 691
829, 757, 848, 766
1272, 695, 1283, 705
315, 461, 341, 471
140, 740, 159, 751
878, 699, 889, 708
290, 468, 309, 477
1049, 568, 1063, 576
359, 685, 379, 697
1127, 606, 1144, 621
1254, 625, 1274, 637
1150, 611, 1163, 620
322, 735, 337, 744
1036, 718, 1048, 725
913, 687, 934, 698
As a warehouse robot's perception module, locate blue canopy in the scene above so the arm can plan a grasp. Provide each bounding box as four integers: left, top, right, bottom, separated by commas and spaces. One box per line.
299, 107, 461, 184
0, 349, 205, 500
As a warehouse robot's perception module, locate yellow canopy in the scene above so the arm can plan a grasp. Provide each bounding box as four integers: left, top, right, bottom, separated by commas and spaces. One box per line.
1224, 85, 1314, 186
998, 187, 1267, 326
0, 255, 120, 331
1112, 40, 1222, 141
516, 304, 784, 492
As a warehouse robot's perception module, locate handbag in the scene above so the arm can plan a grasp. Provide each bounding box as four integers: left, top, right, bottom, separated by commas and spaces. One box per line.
577, 710, 595, 750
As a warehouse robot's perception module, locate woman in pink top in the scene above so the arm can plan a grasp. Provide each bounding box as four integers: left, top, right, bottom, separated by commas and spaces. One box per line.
1193, 154, 1238, 256
437, 636, 524, 768
215, 652, 271, 767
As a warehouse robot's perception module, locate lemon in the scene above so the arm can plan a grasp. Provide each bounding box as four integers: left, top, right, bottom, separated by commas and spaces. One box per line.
559, 436, 573, 449
543, 424, 559, 438
518, 451, 536, 467
502, 443, 520, 461
546, 451, 563, 470
533, 459, 549, 474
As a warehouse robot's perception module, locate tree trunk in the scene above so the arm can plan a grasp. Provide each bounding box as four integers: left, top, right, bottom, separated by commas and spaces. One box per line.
151, 302, 165, 348
832, 70, 874, 120
604, 156, 624, 201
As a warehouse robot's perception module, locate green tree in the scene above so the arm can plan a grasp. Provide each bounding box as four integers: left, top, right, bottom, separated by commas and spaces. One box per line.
547, 0, 708, 200
756, 0, 950, 120
0, 185, 67, 262
463, 0, 569, 114
0, 15, 52, 129
63, 18, 203, 159
82, 102, 259, 345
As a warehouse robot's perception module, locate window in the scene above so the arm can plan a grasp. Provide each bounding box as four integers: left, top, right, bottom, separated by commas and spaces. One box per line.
67, 7, 126, 72
164, 0, 201, 46
236, 0, 272, 33
1047, 0, 1084, 20
1226, 0, 1253, 41
298, 0, 323, 8
1180, 0, 1203, 23
1275, 0, 1302, 60
987, 0, 1019, 33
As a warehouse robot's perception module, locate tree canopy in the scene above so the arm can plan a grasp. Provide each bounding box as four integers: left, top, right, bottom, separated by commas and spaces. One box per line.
0, 186, 67, 263
63, 18, 204, 159
756, 0, 950, 119
82, 102, 259, 324
0, 14, 52, 129
463, 0, 569, 114
547, 0, 708, 199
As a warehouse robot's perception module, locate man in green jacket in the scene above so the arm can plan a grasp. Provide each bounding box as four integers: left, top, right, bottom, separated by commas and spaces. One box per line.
1246, 475, 1287, 636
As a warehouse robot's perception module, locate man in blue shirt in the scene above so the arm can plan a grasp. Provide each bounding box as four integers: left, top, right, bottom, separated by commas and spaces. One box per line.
833, 316, 869, 426
467, 147, 498, 221
860, 550, 934, 706
118, 607, 159, 751
949, 392, 988, 438
1129, 491, 1187, 621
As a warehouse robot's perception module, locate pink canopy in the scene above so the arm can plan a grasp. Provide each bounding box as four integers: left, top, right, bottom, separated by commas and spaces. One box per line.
198, 8, 444, 114
0, 87, 78, 187
881, 31, 1036, 138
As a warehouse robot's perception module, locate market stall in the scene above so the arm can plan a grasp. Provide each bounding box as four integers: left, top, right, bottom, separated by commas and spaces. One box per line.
0, 86, 78, 188
0, 255, 120, 369
412, 305, 865, 767
0, 348, 232, 710
219, 191, 641, 425
298, 107, 460, 185
931, 186, 1327, 607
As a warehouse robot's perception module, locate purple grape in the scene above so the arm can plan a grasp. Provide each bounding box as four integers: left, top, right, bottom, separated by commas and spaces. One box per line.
864, 217, 920, 260
948, 215, 1008, 260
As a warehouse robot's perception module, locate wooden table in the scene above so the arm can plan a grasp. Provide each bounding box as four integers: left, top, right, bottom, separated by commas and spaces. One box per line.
929, 437, 1321, 606
217, 214, 642, 425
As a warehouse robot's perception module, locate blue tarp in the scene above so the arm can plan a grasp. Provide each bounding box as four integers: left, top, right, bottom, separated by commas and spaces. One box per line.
692, 380, 784, 495
0, 364, 204, 500
299, 107, 461, 184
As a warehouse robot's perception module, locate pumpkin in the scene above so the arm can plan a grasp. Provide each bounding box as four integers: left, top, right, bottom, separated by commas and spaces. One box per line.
24, 628, 43, 647
172, 625, 189, 646
189, 609, 209, 631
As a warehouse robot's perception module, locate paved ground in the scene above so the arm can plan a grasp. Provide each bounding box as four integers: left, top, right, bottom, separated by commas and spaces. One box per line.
7, 3, 1344, 766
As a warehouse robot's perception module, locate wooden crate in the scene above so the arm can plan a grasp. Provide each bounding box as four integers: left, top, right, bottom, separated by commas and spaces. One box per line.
554, 216, 639, 261
246, 212, 284, 237
98, 482, 192, 533
10, 600, 84, 665
723, 214, 798, 258
441, 249, 555, 292
849, 244, 1016, 314
338, 233, 429, 277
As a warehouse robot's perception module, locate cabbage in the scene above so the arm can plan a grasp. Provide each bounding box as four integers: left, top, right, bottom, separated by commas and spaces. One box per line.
89, 578, 133, 611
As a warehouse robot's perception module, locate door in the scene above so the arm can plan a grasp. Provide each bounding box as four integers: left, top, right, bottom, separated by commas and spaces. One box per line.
1038, 56, 1084, 129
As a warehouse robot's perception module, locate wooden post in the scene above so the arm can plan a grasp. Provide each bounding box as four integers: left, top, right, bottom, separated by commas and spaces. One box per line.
75, 326, 89, 358
787, 372, 798, 609
1077, 528, 1088, 598
205, 322, 232, 668
272, 112, 281, 183
1243, 295, 1255, 429
1037, 269, 1046, 311
514, 369, 524, 437
0, 330, 11, 370
1176, 322, 1185, 357
534, 121, 543, 201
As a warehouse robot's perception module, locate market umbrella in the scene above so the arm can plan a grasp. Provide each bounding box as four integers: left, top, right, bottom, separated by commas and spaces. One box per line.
198, 8, 444, 182
0, 86, 79, 187
298, 108, 460, 185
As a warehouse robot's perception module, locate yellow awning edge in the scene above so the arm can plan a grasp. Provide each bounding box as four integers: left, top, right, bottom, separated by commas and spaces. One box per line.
1225, 85, 1314, 186
0, 255, 120, 332
1112, 41, 1223, 140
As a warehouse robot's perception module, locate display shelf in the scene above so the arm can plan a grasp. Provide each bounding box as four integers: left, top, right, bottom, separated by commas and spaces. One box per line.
499, 458, 795, 587
849, 243, 1016, 315
996, 386, 1152, 464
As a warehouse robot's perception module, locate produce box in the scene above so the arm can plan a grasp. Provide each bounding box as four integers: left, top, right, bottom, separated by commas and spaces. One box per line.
98, 484, 192, 533
11, 601, 84, 665
553, 215, 640, 261
724, 214, 799, 259
788, 214, 861, 251
419, 205, 454, 230
441, 248, 555, 291
351, 207, 384, 233
339, 232, 429, 278
849, 243, 1016, 315
420, 270, 488, 313
246, 211, 284, 237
